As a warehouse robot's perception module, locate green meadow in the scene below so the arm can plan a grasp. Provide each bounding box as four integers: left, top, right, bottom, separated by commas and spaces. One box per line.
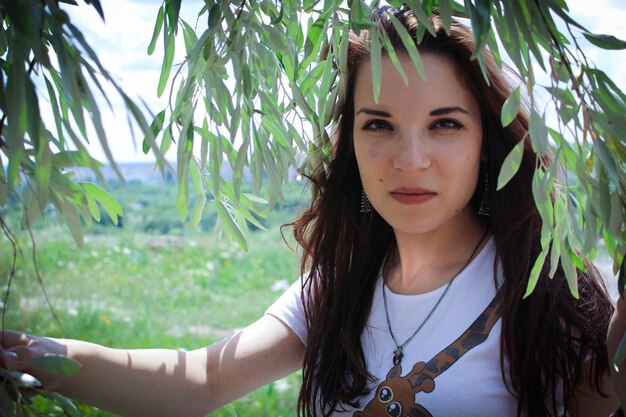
1, 180, 307, 417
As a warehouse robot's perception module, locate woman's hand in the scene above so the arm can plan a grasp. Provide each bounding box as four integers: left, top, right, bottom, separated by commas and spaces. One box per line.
608, 294, 626, 408
0, 330, 69, 391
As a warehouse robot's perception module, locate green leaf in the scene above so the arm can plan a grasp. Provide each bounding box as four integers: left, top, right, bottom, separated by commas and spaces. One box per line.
302, 13, 328, 68
501, 87, 521, 127
404, 0, 436, 36
42, 392, 80, 417
166, 0, 182, 33
242, 63, 252, 99
388, 14, 426, 80
524, 242, 549, 298
618, 256, 626, 301
176, 178, 188, 222
85, 192, 101, 222
0, 159, 7, 206
51, 150, 104, 169
243, 192, 269, 205
561, 238, 580, 299
35, 143, 52, 211
438, 0, 454, 34
157, 32, 175, 98
0, 368, 42, 388
148, 6, 164, 55
497, 137, 525, 190
583, 32, 626, 50
370, 27, 382, 103
82, 182, 124, 225
143, 110, 166, 154
26, 354, 82, 376
189, 158, 203, 194
60, 198, 84, 247
25, 77, 41, 145
216, 199, 247, 250
529, 108, 548, 155
208, 3, 221, 30
189, 194, 207, 228
381, 31, 408, 86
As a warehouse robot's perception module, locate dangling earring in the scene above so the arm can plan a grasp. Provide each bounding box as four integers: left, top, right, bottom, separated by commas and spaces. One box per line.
360, 188, 372, 213
478, 167, 491, 217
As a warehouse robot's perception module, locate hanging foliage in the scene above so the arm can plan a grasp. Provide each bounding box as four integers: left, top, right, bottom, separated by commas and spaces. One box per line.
0, 0, 625, 414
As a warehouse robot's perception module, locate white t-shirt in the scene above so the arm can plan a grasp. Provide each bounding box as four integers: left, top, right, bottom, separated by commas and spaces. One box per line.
266, 239, 563, 416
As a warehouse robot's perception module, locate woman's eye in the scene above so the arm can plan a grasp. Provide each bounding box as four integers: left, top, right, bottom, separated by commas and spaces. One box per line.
432, 119, 462, 131
362, 120, 392, 132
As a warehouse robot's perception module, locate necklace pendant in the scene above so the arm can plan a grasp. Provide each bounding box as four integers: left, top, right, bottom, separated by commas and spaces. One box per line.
393, 347, 404, 366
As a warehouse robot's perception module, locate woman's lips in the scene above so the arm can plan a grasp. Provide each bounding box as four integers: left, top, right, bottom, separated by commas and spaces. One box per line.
390, 188, 436, 205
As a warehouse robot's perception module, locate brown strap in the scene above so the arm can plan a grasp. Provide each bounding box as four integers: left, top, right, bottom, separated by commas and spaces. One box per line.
408, 295, 502, 390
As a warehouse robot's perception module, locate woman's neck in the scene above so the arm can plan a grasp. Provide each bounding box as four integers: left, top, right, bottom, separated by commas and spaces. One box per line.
385, 216, 489, 295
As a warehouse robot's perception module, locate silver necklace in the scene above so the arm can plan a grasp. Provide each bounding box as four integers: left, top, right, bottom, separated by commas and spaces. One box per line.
382, 231, 488, 366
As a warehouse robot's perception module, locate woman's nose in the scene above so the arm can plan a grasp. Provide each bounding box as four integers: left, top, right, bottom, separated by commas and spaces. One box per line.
392, 131, 431, 171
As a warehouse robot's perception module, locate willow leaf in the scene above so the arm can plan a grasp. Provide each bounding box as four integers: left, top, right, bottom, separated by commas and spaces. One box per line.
82, 182, 123, 225
524, 242, 549, 298
166, 0, 182, 33
189, 194, 206, 229
388, 14, 426, 80
85, 191, 100, 222
438, 0, 453, 34
583, 32, 626, 50
501, 87, 521, 127
189, 157, 203, 195
497, 137, 525, 190
370, 27, 382, 103
35, 143, 52, 211
143, 110, 166, 154
60, 198, 84, 247
529, 108, 548, 155
302, 13, 328, 69
382, 31, 408, 86
157, 31, 175, 98
42, 392, 79, 417
148, 5, 164, 55
27, 354, 82, 376
216, 199, 247, 250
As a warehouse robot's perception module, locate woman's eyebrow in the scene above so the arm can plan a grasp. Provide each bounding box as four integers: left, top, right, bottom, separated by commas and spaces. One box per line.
429, 106, 469, 116
356, 108, 391, 117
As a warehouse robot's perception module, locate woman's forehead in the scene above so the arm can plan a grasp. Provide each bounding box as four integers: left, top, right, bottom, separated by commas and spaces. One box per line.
352, 53, 479, 115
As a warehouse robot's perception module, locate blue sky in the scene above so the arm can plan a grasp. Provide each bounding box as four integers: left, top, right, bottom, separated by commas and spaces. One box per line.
65, 0, 626, 163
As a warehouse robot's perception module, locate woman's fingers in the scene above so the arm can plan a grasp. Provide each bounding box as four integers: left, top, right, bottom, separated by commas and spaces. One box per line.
0, 331, 32, 370
0, 330, 32, 349
0, 331, 69, 390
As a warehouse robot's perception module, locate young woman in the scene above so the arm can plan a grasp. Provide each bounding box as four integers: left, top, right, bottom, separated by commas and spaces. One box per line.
2, 8, 623, 417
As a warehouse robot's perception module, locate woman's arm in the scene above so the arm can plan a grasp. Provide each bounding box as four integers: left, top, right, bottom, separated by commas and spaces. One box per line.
2, 314, 305, 417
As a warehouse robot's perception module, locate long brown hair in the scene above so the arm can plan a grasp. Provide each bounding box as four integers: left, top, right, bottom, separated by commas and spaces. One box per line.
291, 8, 612, 417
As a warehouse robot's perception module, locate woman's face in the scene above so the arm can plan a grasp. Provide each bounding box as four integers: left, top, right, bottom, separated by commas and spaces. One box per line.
353, 52, 484, 238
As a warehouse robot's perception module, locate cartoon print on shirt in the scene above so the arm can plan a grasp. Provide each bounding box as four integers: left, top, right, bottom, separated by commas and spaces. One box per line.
353, 296, 502, 417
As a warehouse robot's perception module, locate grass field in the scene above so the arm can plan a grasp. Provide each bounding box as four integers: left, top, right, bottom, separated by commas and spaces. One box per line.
2, 195, 305, 416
